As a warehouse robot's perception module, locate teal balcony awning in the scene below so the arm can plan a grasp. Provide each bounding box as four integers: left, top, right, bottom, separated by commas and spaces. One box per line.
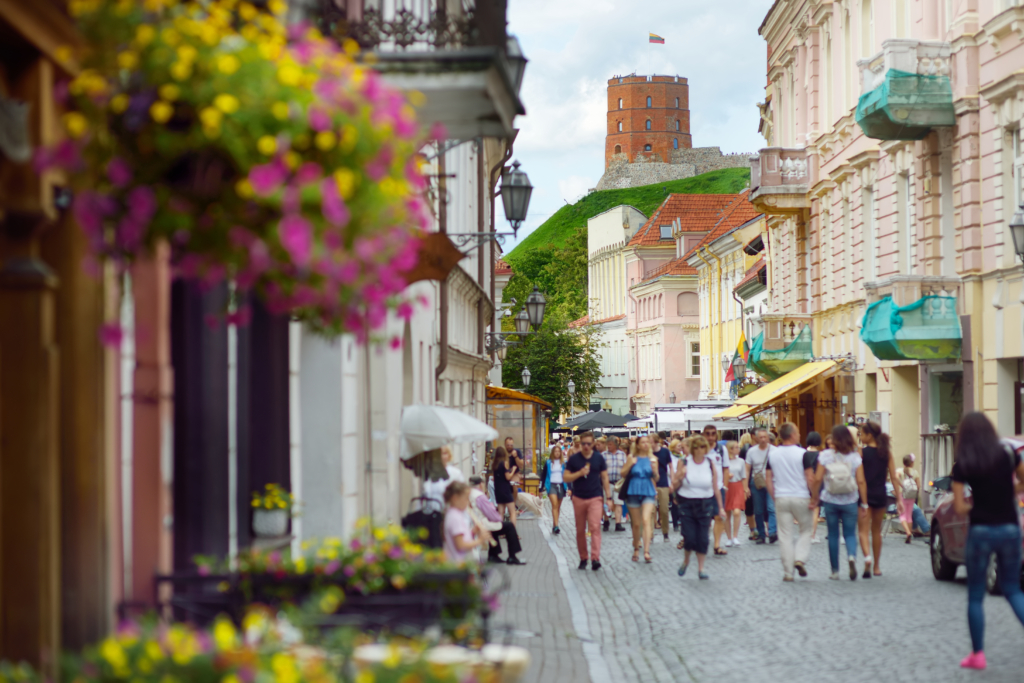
855, 69, 955, 140
748, 326, 813, 381
860, 295, 961, 361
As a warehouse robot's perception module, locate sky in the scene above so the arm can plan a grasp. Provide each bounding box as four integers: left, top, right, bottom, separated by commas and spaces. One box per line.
501, 0, 771, 252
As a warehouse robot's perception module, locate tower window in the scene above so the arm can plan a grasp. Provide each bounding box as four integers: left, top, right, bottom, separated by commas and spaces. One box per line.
646, 96, 652, 107
618, 98, 623, 109
617, 121, 622, 132
646, 120, 651, 130
644, 144, 652, 151
675, 97, 680, 108
673, 138, 678, 149
614, 144, 622, 154
675, 119, 680, 131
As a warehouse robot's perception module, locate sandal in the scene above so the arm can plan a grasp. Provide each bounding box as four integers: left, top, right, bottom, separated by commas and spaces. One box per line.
644, 552, 652, 564
863, 556, 873, 579
714, 548, 728, 556
632, 548, 640, 563
677, 539, 685, 550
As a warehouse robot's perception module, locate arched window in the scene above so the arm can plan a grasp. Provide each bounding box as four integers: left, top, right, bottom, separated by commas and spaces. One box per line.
675, 119, 680, 131
673, 138, 678, 149
675, 97, 679, 108
617, 121, 622, 132
618, 98, 623, 109
644, 144, 652, 151
646, 96, 652, 108
677, 292, 698, 316
614, 144, 621, 154
645, 120, 651, 130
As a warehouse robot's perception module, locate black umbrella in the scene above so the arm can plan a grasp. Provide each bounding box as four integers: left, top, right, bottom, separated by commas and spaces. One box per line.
552, 411, 630, 432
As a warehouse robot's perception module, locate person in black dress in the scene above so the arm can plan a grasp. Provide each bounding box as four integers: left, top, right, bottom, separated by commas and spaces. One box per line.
857, 421, 904, 578
492, 446, 518, 525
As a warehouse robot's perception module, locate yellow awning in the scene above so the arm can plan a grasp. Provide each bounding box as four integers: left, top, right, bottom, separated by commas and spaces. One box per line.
712, 360, 841, 419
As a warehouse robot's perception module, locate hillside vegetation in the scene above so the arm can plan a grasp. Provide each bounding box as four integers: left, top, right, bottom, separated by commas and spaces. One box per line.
506, 167, 750, 263
501, 168, 751, 325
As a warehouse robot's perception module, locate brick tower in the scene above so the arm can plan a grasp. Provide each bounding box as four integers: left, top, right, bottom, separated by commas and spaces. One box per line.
605, 75, 691, 168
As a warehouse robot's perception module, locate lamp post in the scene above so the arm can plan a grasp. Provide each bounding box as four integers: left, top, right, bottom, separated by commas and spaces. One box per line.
568, 379, 576, 418
522, 366, 531, 388
514, 308, 530, 335
1009, 203, 1024, 263
669, 391, 676, 404
501, 160, 533, 236
525, 285, 547, 330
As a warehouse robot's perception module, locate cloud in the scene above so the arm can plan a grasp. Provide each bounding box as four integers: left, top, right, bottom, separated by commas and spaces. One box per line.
503, 0, 769, 251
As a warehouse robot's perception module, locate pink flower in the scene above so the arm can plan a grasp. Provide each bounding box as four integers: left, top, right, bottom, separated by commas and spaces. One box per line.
197, 565, 211, 576
396, 301, 414, 321
389, 336, 402, 350
107, 157, 132, 187
308, 107, 331, 132
126, 186, 156, 222
429, 122, 448, 141
350, 539, 363, 551
324, 560, 340, 574
282, 186, 300, 215
248, 240, 272, 273
226, 305, 252, 327
320, 178, 350, 227
250, 162, 286, 196
295, 162, 322, 186
229, 226, 255, 248
343, 565, 356, 578
365, 162, 387, 181
279, 215, 313, 267
99, 323, 124, 349
387, 546, 403, 559
117, 216, 145, 252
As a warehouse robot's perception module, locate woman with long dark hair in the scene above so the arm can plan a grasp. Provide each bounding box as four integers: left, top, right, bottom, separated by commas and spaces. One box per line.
492, 446, 518, 525
856, 421, 903, 578
815, 425, 869, 580
952, 412, 1024, 670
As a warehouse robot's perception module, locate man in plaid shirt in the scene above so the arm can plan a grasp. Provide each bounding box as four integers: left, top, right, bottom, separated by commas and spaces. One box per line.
604, 436, 627, 532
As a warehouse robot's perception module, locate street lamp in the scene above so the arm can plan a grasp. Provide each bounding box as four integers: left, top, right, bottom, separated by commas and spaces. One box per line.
669, 391, 676, 404
514, 308, 530, 335
525, 285, 547, 330
495, 340, 508, 361
720, 355, 731, 374
505, 35, 528, 94
500, 160, 533, 236
521, 366, 531, 388
1009, 203, 1024, 262
733, 355, 747, 379
568, 379, 576, 417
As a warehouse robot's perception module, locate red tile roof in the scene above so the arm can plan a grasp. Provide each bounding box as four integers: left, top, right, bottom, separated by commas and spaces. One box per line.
734, 257, 766, 291
495, 259, 513, 275
569, 314, 589, 328
682, 190, 761, 260
627, 194, 746, 247
569, 314, 626, 328
638, 257, 698, 285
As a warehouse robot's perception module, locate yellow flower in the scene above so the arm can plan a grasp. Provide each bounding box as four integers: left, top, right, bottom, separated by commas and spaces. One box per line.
277, 62, 301, 86
407, 90, 426, 108
110, 94, 130, 114
200, 107, 223, 127
114, 0, 133, 16
355, 671, 374, 683
199, 23, 220, 46
135, 24, 156, 46
383, 645, 401, 669
151, 101, 174, 124
342, 38, 360, 56
314, 130, 336, 151
260, 40, 284, 62
294, 557, 307, 574
340, 125, 359, 152
159, 84, 180, 101
62, 112, 89, 139
214, 94, 239, 114
54, 45, 75, 66
217, 54, 240, 75
145, 641, 164, 661
271, 101, 290, 121
240, 24, 260, 42
257, 135, 278, 156
238, 2, 257, 21
117, 51, 139, 70
161, 28, 181, 46
268, 0, 287, 15
212, 619, 237, 650
333, 169, 356, 199
100, 638, 127, 669
170, 61, 193, 81
137, 656, 153, 673
69, 0, 101, 17
284, 151, 301, 170
176, 44, 198, 62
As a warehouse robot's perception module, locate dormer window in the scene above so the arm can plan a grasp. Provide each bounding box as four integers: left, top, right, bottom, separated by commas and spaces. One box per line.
659, 225, 673, 239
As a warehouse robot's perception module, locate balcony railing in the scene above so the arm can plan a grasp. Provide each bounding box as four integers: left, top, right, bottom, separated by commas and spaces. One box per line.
761, 313, 812, 352
748, 148, 811, 213
863, 274, 962, 310
861, 275, 962, 361
748, 315, 813, 380
855, 39, 955, 140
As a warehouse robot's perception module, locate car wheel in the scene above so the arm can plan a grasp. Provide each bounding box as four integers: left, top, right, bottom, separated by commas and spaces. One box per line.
987, 553, 1002, 595
931, 524, 957, 581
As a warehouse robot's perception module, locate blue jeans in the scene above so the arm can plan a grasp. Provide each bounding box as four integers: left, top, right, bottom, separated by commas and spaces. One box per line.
750, 485, 777, 538
912, 504, 930, 533
823, 501, 859, 572
964, 523, 1024, 653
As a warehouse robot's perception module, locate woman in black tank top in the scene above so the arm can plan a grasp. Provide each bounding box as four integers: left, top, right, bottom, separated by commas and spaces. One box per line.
857, 421, 904, 578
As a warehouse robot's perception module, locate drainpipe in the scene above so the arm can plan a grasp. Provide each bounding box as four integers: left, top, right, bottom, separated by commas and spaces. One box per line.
435, 146, 448, 400
627, 247, 643, 410
733, 289, 746, 382
477, 137, 485, 355
705, 248, 725, 394
695, 248, 717, 396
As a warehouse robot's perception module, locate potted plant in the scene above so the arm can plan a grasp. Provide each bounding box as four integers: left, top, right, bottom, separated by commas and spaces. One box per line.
41, 0, 433, 338
250, 483, 294, 538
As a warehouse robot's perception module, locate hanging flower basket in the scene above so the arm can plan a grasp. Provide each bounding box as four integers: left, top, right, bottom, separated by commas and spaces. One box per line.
43, 0, 433, 337
252, 508, 289, 537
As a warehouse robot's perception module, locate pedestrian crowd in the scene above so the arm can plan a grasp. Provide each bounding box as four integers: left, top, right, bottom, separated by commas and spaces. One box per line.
431, 414, 1024, 670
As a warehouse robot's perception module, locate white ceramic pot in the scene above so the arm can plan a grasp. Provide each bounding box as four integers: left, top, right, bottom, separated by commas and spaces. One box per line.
252, 508, 288, 537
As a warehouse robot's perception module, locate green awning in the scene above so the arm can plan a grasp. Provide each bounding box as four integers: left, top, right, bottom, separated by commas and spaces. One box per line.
860, 295, 961, 361
748, 327, 813, 381
855, 69, 954, 140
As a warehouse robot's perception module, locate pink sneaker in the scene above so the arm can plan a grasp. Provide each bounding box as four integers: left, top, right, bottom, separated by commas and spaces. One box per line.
960, 652, 986, 670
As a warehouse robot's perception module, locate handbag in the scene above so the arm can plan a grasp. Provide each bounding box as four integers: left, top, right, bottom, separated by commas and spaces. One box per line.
752, 456, 768, 490
825, 452, 857, 495
900, 469, 919, 500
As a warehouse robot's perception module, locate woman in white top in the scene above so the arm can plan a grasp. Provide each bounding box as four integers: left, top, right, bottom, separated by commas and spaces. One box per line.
813, 424, 869, 580
724, 441, 749, 547
543, 445, 567, 535
671, 436, 725, 580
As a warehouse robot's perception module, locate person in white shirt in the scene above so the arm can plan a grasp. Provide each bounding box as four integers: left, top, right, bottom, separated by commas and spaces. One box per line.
724, 441, 749, 547
766, 422, 818, 582
671, 435, 725, 580
746, 428, 777, 543
701, 425, 730, 555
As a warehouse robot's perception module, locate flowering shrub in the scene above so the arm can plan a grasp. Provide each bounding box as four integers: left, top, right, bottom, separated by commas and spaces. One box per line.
44, 0, 432, 337
251, 482, 295, 511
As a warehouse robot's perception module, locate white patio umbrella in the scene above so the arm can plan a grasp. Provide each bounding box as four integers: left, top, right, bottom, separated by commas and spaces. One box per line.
400, 404, 499, 459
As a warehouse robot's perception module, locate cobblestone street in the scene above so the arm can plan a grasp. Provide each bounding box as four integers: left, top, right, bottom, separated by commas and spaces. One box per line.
496, 508, 1024, 683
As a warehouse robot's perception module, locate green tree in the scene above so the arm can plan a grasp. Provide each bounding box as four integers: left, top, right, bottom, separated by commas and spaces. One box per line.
503, 225, 589, 324
501, 310, 602, 418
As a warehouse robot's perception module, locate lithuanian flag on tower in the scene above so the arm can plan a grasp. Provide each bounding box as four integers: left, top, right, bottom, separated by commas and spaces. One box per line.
649, 32, 665, 44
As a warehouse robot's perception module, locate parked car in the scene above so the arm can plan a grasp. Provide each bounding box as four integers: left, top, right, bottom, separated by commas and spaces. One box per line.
930, 439, 1024, 595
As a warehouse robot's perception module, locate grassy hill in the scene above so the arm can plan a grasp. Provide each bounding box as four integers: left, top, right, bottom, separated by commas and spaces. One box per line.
506, 167, 750, 265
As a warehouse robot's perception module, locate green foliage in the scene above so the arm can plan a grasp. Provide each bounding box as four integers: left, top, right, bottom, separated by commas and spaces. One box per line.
503, 225, 588, 323
507, 168, 750, 259
501, 314, 602, 417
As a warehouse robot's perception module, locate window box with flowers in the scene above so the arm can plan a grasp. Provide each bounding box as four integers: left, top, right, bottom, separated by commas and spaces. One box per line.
250, 483, 295, 538
41, 0, 434, 339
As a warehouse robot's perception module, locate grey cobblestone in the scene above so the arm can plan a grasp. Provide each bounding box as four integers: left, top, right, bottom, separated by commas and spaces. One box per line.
540, 506, 1024, 683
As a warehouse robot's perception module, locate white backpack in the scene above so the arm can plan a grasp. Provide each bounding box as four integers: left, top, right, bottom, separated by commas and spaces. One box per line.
824, 452, 857, 495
